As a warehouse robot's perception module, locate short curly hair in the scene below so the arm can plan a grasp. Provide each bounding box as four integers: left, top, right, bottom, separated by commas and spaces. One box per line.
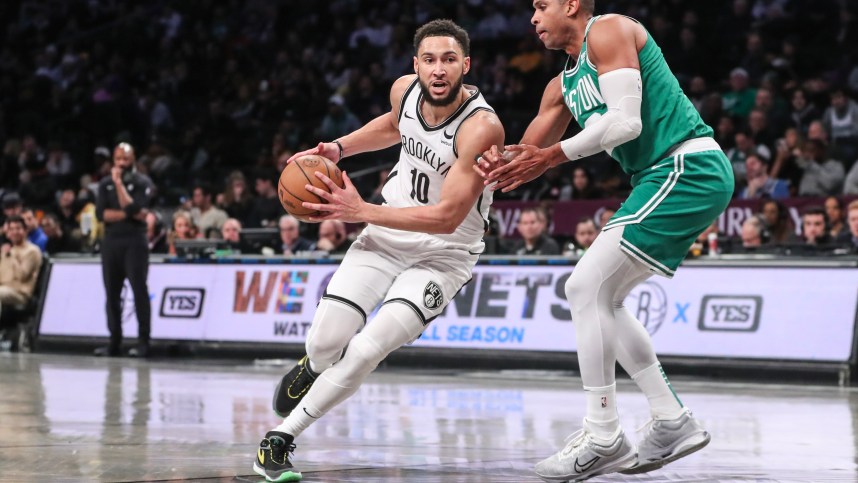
413, 19, 470, 57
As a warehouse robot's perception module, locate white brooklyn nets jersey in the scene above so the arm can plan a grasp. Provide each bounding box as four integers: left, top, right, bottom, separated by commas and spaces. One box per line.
375, 78, 495, 251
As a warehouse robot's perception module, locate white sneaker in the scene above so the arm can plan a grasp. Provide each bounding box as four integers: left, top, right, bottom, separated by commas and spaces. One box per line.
534, 422, 637, 482
621, 408, 710, 475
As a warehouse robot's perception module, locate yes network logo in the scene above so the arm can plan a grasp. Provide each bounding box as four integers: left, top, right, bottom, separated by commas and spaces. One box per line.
160, 288, 205, 318
698, 295, 762, 332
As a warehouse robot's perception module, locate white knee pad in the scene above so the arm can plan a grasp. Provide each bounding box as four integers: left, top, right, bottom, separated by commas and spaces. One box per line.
305, 298, 365, 371
565, 266, 598, 315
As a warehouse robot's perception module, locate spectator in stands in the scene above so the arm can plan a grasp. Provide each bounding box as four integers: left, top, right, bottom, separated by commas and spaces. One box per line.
221, 218, 243, 251
738, 154, 789, 199
790, 88, 820, 135
247, 169, 282, 228
836, 200, 858, 250
798, 206, 833, 246
41, 213, 80, 254
0, 216, 43, 321
316, 220, 351, 255
512, 207, 560, 256
726, 130, 771, 185
824, 196, 846, 239
770, 128, 804, 195
723, 68, 756, 118
190, 183, 228, 239
1, 193, 23, 227
219, 171, 254, 226
20, 208, 47, 253
559, 167, 603, 200
797, 139, 845, 196
760, 199, 795, 244
278, 215, 315, 256
747, 108, 776, 154
168, 210, 199, 256
567, 217, 598, 255
740, 215, 766, 248
823, 88, 858, 165
145, 212, 168, 254
53, 188, 80, 236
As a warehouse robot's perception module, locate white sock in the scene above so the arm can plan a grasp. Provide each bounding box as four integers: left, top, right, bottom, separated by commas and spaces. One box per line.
583, 383, 620, 441
632, 362, 685, 420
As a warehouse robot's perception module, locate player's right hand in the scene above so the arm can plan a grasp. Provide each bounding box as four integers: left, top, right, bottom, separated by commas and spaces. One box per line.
286, 142, 342, 165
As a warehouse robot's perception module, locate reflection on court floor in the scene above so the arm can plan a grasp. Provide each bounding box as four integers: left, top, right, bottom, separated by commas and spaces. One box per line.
0, 354, 855, 482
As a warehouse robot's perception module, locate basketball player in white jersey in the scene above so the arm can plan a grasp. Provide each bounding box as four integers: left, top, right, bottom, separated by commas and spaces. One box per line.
253, 20, 504, 482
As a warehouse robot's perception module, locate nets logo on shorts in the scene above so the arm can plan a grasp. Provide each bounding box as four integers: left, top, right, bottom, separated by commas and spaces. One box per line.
423, 282, 444, 310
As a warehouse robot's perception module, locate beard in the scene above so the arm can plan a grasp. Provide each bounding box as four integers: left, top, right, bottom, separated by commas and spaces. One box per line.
418, 75, 463, 107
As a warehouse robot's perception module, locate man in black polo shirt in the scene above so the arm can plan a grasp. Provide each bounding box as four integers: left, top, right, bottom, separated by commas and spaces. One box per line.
94, 143, 154, 357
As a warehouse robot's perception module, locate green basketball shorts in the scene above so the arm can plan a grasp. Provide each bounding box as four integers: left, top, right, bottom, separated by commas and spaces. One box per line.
602, 148, 733, 277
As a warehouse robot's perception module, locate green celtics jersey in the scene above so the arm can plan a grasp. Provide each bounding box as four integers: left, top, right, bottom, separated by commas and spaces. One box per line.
560, 16, 713, 174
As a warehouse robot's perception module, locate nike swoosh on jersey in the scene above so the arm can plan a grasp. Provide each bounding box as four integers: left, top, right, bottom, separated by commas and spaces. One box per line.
443, 129, 454, 140
403, 111, 415, 119
650, 160, 674, 170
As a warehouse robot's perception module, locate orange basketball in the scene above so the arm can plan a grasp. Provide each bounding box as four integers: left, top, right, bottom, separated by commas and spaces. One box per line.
278, 155, 344, 223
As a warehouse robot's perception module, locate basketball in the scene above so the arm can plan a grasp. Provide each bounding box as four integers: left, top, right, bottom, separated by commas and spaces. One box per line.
278, 154, 344, 222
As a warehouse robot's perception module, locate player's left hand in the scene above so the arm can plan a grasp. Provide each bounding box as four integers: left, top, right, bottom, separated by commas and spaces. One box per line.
302, 172, 366, 223
486, 144, 563, 193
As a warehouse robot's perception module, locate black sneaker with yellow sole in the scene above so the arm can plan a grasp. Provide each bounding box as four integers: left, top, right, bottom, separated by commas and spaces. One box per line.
272, 356, 318, 417
253, 431, 302, 482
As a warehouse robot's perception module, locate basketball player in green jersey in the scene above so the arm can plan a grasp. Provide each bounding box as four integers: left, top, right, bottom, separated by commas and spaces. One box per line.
476, 1, 733, 481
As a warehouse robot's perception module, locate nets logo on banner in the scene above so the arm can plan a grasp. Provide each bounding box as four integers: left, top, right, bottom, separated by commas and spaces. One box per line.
698, 295, 762, 332
160, 288, 205, 318
624, 281, 668, 336
233, 270, 309, 313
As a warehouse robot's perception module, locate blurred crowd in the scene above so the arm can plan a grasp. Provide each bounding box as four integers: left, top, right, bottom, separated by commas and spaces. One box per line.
1, 0, 858, 259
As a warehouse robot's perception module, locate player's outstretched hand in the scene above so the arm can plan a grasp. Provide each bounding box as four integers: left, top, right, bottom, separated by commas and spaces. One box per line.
286, 142, 342, 165
487, 144, 560, 193
302, 172, 366, 223
473, 145, 504, 179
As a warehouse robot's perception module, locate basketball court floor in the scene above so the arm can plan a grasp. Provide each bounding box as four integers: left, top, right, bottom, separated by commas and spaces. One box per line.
1, 353, 855, 482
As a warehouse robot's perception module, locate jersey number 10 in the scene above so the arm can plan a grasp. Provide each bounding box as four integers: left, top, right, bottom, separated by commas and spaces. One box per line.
410, 168, 429, 204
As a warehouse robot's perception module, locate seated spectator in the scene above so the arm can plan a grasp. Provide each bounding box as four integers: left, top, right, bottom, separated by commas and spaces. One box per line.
722, 67, 756, 118
316, 220, 352, 255
726, 130, 771, 185
221, 218, 243, 252
53, 188, 80, 235
566, 217, 598, 256
770, 128, 804, 195
823, 88, 858, 165
0, 216, 43, 320
737, 154, 789, 199
797, 206, 833, 246
740, 216, 767, 248
190, 182, 228, 239
145, 212, 168, 254
760, 199, 795, 244
789, 88, 820, 135
168, 210, 199, 255
219, 171, 254, 225
41, 214, 81, 254
836, 200, 858, 251
1, 193, 23, 227
21, 208, 47, 253
246, 169, 282, 228
797, 139, 845, 197
278, 215, 315, 256
559, 167, 604, 200
511, 207, 560, 256
825, 197, 846, 239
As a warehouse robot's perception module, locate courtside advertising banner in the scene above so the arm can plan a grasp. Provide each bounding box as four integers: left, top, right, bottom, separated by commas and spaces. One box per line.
40, 261, 858, 362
